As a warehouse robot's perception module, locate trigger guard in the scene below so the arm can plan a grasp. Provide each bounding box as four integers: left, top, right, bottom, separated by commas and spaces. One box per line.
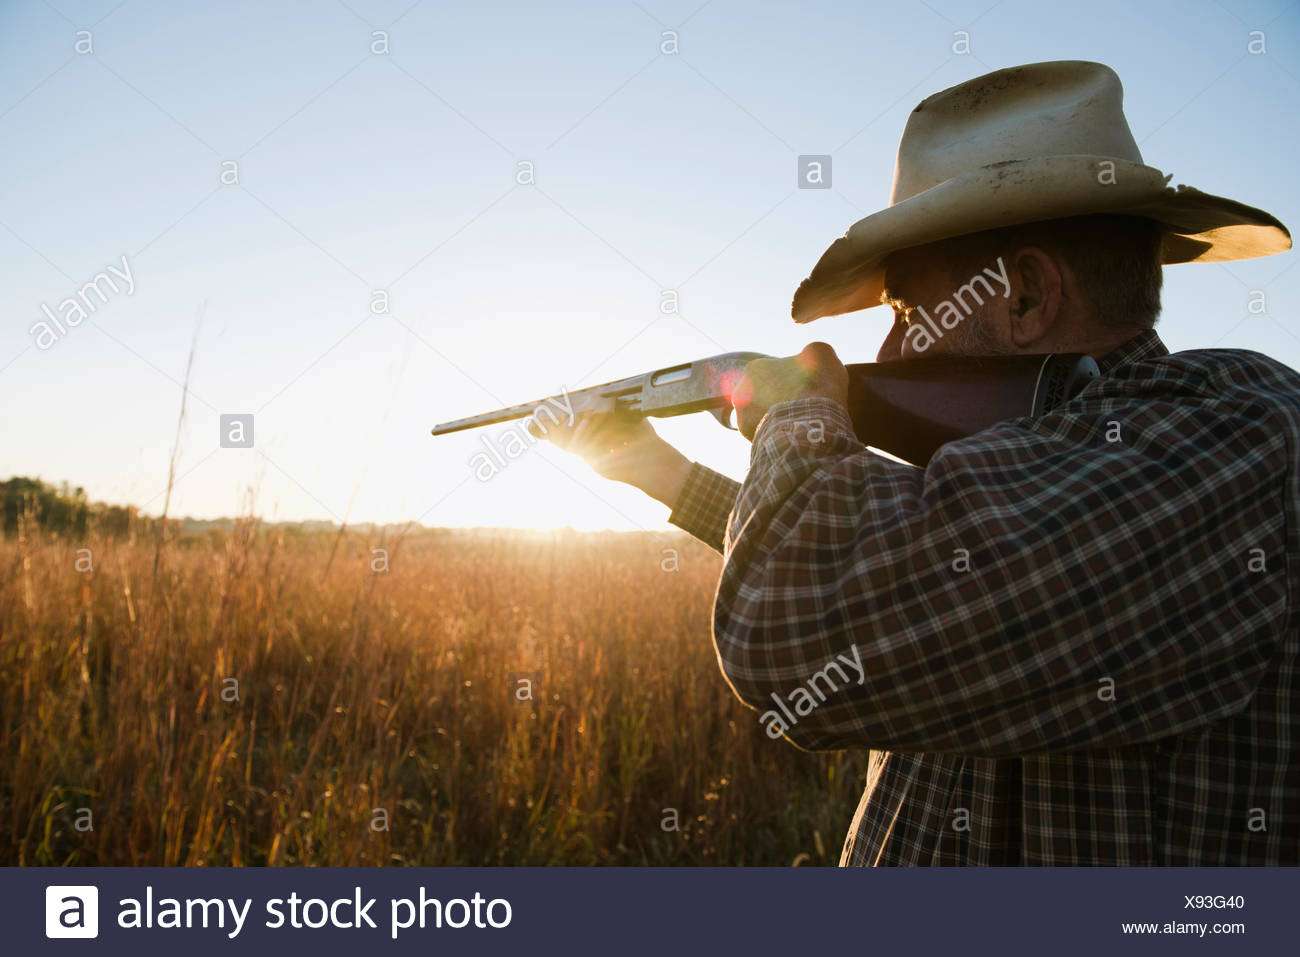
710, 406, 737, 430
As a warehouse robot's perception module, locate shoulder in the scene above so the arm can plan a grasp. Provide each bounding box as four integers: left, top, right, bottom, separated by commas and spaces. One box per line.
934, 347, 1300, 473
1099, 347, 1300, 402
1081, 348, 1300, 439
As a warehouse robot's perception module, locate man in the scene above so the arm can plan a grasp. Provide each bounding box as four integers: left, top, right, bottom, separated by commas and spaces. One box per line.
542, 61, 1297, 865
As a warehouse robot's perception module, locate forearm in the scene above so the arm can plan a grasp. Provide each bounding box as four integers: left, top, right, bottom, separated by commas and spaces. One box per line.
666, 463, 742, 554
633, 455, 693, 511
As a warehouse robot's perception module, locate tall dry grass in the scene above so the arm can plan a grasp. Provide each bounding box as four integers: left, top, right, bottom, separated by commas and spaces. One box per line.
0, 521, 869, 865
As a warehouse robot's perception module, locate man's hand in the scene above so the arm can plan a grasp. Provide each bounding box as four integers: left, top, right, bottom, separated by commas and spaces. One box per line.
732, 342, 849, 440
528, 400, 694, 510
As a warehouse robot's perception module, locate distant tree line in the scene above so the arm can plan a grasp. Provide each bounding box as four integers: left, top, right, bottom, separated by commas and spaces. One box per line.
2, 476, 564, 543
1, 477, 145, 538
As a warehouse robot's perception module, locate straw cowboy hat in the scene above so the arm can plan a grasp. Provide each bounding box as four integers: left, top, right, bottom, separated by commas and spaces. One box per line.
791, 60, 1292, 323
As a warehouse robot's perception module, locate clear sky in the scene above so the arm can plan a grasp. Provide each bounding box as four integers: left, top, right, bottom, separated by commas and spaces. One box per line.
2, 0, 1298, 531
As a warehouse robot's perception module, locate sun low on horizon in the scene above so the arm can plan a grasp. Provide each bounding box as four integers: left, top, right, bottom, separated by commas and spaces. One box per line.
2, 0, 1297, 533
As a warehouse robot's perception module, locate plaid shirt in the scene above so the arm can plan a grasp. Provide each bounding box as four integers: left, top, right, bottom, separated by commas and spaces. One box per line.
669, 329, 1299, 865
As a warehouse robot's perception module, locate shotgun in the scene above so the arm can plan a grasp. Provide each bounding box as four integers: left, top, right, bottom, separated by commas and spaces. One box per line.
430, 351, 1100, 467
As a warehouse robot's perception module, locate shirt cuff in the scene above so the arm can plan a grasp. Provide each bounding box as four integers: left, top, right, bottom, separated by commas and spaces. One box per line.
750, 397, 858, 469
668, 462, 742, 554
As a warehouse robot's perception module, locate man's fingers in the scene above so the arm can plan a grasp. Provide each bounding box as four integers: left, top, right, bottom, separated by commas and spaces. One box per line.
799, 341, 837, 367
731, 358, 769, 413
736, 407, 760, 441
799, 341, 850, 399
731, 344, 849, 443
524, 410, 555, 441
571, 415, 606, 449
578, 413, 636, 454
527, 407, 581, 444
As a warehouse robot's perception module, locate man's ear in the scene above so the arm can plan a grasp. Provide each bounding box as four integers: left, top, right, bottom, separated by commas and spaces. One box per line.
1006, 246, 1064, 348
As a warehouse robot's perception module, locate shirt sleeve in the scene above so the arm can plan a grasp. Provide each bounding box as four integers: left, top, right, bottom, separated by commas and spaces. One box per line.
713, 389, 1287, 756
668, 462, 742, 554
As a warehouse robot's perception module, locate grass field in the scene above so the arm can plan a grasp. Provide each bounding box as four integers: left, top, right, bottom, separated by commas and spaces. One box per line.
1, 521, 870, 865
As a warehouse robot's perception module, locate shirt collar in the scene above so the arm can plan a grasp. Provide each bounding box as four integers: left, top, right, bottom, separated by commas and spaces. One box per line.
1097, 328, 1169, 374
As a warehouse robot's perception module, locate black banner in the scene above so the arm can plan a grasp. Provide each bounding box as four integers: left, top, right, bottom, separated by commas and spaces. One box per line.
6, 866, 1291, 954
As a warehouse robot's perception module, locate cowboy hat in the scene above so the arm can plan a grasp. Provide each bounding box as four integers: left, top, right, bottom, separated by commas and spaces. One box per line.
790, 60, 1292, 323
